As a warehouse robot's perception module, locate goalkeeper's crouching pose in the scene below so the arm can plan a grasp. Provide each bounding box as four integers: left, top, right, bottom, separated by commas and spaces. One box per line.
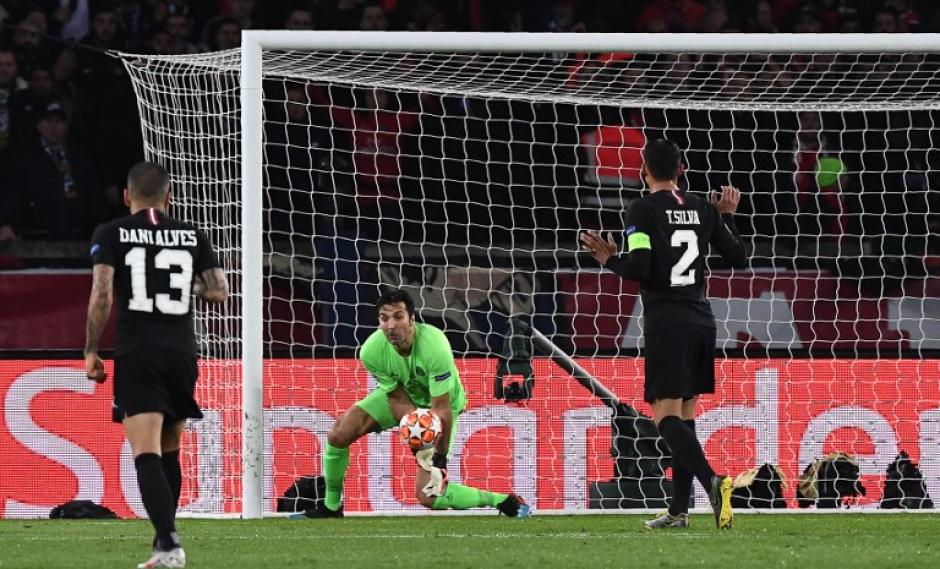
296, 289, 530, 518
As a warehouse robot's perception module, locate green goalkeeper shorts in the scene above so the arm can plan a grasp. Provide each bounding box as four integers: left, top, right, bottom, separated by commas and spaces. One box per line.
355, 389, 460, 455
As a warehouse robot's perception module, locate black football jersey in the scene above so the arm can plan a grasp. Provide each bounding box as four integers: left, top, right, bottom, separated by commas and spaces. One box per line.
90, 208, 220, 356
624, 189, 745, 331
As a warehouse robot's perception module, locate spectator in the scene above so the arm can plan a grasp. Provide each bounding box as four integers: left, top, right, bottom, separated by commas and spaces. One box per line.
204, 16, 241, 51
3, 0, 940, 259
791, 7, 822, 32
165, 12, 200, 54
264, 82, 332, 237
770, 0, 800, 25
811, 156, 849, 236
227, 0, 258, 29
10, 66, 62, 149
285, 8, 315, 30
643, 18, 670, 32
1, 102, 99, 240
75, 7, 126, 80
747, 0, 778, 32
813, 0, 843, 32
51, 47, 77, 99
179, 0, 217, 40
0, 48, 27, 162
71, 5, 141, 224
579, 111, 645, 194
317, 86, 423, 239
547, 0, 585, 33
793, 111, 830, 187
55, 0, 91, 41
22, 66, 56, 104
148, 28, 174, 56
755, 61, 794, 97
698, 5, 729, 32
790, 112, 847, 240
116, 0, 181, 50
717, 64, 752, 97
12, 11, 61, 79
635, 0, 705, 33
508, 9, 525, 32
402, 0, 449, 32
329, 0, 366, 30
886, 0, 921, 31
840, 15, 862, 32
873, 7, 901, 33
565, 52, 637, 94
359, 1, 388, 31
544, 0, 586, 58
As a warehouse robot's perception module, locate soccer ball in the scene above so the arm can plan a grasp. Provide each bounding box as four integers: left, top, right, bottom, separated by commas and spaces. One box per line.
398, 409, 442, 451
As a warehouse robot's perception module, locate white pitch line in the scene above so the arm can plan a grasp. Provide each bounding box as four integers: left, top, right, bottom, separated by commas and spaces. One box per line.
3, 532, 708, 542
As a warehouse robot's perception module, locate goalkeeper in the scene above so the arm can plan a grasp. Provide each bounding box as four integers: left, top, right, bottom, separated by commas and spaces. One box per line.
297, 288, 530, 518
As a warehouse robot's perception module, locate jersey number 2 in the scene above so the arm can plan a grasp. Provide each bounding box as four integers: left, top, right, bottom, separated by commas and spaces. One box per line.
125, 247, 194, 314
670, 230, 699, 286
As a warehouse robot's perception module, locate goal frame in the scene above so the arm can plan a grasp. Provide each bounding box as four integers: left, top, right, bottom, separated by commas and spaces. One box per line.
239, 31, 940, 518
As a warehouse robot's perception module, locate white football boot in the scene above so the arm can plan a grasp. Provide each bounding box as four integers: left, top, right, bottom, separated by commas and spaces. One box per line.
136, 547, 186, 568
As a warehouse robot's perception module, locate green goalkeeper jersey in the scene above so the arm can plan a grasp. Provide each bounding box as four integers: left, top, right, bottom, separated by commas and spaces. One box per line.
359, 322, 467, 412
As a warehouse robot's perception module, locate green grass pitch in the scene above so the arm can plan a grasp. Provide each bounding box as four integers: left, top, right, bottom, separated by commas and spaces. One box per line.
3, 514, 939, 569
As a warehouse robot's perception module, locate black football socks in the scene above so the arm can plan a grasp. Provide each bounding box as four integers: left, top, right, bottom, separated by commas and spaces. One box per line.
667, 419, 698, 516
162, 450, 182, 512
135, 453, 180, 551
658, 416, 716, 494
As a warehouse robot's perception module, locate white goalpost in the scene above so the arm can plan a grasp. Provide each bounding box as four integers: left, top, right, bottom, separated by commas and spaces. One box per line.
119, 32, 940, 519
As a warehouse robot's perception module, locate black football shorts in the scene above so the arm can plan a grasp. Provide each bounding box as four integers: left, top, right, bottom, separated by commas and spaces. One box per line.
643, 325, 716, 403
112, 348, 203, 423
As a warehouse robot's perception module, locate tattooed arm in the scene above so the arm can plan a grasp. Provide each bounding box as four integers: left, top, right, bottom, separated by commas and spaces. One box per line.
84, 264, 114, 383
192, 267, 229, 304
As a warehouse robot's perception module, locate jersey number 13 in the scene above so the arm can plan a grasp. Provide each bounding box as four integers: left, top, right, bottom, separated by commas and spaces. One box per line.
125, 247, 194, 314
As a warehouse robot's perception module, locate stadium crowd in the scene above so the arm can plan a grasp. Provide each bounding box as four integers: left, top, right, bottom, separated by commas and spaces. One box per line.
0, 0, 937, 289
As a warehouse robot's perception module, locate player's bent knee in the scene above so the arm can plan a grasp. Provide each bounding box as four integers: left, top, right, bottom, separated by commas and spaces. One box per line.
326, 424, 352, 449
417, 492, 437, 509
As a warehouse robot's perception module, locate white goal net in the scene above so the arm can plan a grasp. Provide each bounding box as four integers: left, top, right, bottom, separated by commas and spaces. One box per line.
119, 33, 940, 517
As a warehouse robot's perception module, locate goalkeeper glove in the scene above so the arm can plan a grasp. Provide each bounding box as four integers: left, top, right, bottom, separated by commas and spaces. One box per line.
415, 448, 448, 497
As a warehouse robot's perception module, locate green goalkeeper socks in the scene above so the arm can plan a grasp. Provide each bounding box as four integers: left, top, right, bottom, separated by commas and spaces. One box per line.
431, 483, 508, 510
324, 443, 505, 512
323, 443, 350, 511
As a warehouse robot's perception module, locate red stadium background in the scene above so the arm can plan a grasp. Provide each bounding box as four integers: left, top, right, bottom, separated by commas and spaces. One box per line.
2, 358, 939, 517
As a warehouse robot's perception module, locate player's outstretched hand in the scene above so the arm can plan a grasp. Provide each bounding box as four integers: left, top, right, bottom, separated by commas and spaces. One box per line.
84, 352, 106, 383
710, 185, 741, 215
579, 230, 617, 266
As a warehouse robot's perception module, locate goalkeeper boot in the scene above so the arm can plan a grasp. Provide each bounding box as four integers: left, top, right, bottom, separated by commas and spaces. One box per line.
497, 494, 531, 518
291, 502, 344, 520
136, 547, 186, 568
643, 511, 689, 529
708, 475, 734, 529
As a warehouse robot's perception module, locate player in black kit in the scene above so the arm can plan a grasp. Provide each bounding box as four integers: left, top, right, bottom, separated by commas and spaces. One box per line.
84, 162, 228, 568
581, 139, 746, 530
